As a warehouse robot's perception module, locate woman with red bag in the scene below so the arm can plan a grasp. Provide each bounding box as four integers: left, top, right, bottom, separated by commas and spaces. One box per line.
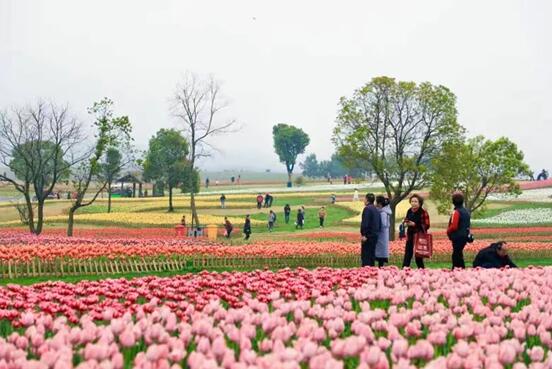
402, 194, 430, 269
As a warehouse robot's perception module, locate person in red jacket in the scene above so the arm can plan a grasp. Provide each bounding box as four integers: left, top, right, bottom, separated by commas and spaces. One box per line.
447, 192, 471, 269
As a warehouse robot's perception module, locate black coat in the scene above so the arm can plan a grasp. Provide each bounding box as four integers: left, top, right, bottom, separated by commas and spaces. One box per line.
360, 204, 381, 238
243, 219, 251, 233
473, 244, 517, 269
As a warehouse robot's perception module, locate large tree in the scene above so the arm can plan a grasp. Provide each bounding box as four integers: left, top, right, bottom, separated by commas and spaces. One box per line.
172, 72, 238, 227
334, 76, 460, 240
102, 147, 123, 213
67, 98, 133, 236
272, 123, 310, 187
143, 129, 191, 212
431, 136, 530, 215
0, 102, 85, 235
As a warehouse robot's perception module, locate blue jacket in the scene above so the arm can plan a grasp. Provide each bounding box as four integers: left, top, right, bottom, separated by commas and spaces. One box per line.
360, 204, 381, 238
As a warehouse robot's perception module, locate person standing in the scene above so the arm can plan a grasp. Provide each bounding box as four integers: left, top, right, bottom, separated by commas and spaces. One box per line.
360, 193, 381, 267
268, 210, 276, 232
284, 204, 291, 224
224, 217, 233, 238
296, 208, 304, 229
243, 215, 251, 240
402, 194, 430, 269
353, 189, 359, 202
330, 194, 336, 204
256, 194, 263, 209
301, 206, 306, 222
264, 193, 270, 208
318, 206, 327, 228
205, 178, 210, 189
447, 192, 471, 269
220, 194, 226, 209
375, 195, 391, 267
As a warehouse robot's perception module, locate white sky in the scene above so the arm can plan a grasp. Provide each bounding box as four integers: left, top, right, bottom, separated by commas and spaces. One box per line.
1, 0, 551, 173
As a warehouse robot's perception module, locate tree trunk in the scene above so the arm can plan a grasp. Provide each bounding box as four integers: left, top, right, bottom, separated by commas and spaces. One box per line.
35, 200, 45, 235
67, 208, 75, 237
191, 192, 199, 226
24, 194, 36, 234
107, 181, 112, 213
168, 186, 174, 212
389, 201, 397, 241
287, 172, 292, 187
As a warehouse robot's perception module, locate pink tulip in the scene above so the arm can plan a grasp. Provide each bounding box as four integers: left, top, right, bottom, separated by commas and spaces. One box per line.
498, 342, 517, 365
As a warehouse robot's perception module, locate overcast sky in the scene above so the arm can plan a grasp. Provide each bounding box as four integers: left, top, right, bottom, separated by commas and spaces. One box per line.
1, 0, 551, 173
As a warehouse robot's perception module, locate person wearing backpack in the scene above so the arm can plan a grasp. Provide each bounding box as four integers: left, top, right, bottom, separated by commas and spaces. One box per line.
447, 192, 472, 269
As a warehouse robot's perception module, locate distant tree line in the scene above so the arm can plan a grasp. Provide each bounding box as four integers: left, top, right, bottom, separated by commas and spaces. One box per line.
300, 153, 368, 179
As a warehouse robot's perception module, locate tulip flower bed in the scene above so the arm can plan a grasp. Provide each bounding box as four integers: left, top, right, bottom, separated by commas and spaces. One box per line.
2, 232, 552, 279
0, 267, 551, 368
474, 208, 552, 226
0, 213, 262, 228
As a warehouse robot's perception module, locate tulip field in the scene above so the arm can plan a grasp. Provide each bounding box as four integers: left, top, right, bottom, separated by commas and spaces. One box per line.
2, 187, 552, 368
1, 267, 552, 368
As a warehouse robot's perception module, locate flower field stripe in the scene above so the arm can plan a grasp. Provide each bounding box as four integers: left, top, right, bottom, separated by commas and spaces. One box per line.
0, 267, 552, 368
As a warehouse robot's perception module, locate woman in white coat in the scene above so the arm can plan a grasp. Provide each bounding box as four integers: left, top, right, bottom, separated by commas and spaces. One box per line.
375, 195, 391, 267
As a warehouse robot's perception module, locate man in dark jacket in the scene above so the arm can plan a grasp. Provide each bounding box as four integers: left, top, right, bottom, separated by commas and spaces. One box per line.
473, 241, 517, 269
360, 193, 381, 267
243, 215, 251, 240
447, 192, 471, 269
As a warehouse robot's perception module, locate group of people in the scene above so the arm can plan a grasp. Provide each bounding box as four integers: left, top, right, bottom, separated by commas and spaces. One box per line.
256, 193, 274, 209
361, 192, 517, 269
222, 204, 328, 240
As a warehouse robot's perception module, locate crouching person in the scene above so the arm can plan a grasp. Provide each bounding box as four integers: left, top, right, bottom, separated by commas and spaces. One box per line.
473, 241, 517, 269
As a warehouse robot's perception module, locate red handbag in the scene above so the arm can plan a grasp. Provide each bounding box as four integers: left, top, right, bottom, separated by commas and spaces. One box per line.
414, 231, 433, 258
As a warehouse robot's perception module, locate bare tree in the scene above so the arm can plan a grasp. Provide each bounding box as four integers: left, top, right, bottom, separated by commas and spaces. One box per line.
0, 101, 86, 235
66, 98, 133, 236
172, 73, 238, 228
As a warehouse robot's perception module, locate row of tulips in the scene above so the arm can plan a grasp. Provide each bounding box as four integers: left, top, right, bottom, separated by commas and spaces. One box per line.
0, 267, 551, 368
0, 213, 262, 228
2, 233, 552, 262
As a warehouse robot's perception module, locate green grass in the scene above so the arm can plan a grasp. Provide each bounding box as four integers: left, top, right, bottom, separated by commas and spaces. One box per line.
248, 204, 354, 234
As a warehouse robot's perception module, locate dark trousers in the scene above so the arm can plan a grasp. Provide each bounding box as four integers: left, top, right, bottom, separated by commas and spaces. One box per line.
452, 239, 467, 269
376, 258, 388, 268
226, 229, 232, 238
402, 237, 425, 269
285, 214, 290, 224
244, 231, 250, 240
319, 217, 325, 227
361, 237, 377, 267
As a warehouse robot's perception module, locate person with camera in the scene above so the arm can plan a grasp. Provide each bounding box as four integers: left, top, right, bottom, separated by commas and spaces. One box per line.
447, 192, 472, 269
